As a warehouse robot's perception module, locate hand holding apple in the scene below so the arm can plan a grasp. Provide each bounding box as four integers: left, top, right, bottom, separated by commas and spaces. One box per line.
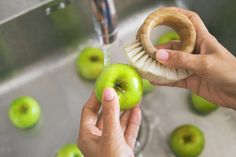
95, 64, 143, 110
78, 90, 141, 157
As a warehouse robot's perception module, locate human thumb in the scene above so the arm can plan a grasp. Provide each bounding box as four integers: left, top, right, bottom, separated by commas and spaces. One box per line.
156, 49, 204, 73
102, 87, 121, 137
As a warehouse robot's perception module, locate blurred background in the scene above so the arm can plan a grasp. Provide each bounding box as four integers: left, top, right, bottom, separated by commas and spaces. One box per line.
0, 0, 236, 157
0, 0, 235, 80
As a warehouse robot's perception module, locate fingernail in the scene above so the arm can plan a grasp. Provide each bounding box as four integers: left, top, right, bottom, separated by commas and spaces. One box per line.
103, 88, 115, 101
156, 49, 169, 61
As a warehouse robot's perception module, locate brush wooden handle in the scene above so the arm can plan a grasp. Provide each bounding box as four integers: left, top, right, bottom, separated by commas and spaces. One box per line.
137, 8, 196, 59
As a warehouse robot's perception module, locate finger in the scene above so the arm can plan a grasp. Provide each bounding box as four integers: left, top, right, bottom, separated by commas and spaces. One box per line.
156, 40, 181, 50
97, 113, 103, 130
125, 106, 141, 150
80, 91, 101, 129
120, 110, 132, 133
102, 87, 121, 137
156, 49, 207, 74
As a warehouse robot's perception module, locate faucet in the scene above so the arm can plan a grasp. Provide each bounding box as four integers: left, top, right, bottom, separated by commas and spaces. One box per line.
90, 0, 118, 45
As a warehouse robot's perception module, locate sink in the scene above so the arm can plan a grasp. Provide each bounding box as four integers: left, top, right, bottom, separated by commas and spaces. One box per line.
0, 0, 236, 157
180, 0, 236, 54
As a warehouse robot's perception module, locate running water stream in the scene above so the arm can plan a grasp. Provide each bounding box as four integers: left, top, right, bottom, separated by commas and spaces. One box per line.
101, 44, 111, 67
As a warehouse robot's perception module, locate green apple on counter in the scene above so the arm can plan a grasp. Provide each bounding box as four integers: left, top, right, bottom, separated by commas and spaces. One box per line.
169, 124, 205, 157
9, 96, 41, 129
142, 79, 155, 94
191, 93, 218, 115
56, 144, 84, 157
76, 47, 104, 80
95, 64, 143, 110
157, 31, 179, 45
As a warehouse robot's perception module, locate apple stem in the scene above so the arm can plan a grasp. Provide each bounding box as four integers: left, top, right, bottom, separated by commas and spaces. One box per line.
20, 105, 28, 114
90, 56, 99, 62
183, 134, 192, 144
114, 82, 125, 93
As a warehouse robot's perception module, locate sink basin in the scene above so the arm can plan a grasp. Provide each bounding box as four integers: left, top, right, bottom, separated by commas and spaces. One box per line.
0, 0, 236, 157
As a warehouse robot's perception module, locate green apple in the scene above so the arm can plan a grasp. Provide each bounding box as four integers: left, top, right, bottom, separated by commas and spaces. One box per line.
169, 124, 205, 157
76, 47, 104, 80
191, 93, 218, 115
56, 144, 84, 157
157, 31, 180, 45
9, 96, 41, 129
95, 64, 143, 110
142, 79, 155, 94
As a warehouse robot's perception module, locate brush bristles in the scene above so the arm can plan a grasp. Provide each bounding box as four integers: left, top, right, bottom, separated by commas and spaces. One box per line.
125, 40, 192, 84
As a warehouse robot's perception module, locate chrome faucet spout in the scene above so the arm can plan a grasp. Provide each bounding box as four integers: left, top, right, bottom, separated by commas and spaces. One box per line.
90, 0, 117, 44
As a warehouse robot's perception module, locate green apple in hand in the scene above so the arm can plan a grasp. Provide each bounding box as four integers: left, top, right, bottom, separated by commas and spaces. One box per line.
76, 47, 104, 80
157, 31, 179, 45
142, 79, 155, 94
191, 93, 218, 115
9, 96, 41, 129
169, 124, 205, 157
56, 144, 83, 157
95, 64, 143, 110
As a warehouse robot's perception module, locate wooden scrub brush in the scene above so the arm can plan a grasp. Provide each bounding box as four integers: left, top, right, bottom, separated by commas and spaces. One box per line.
125, 7, 196, 84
